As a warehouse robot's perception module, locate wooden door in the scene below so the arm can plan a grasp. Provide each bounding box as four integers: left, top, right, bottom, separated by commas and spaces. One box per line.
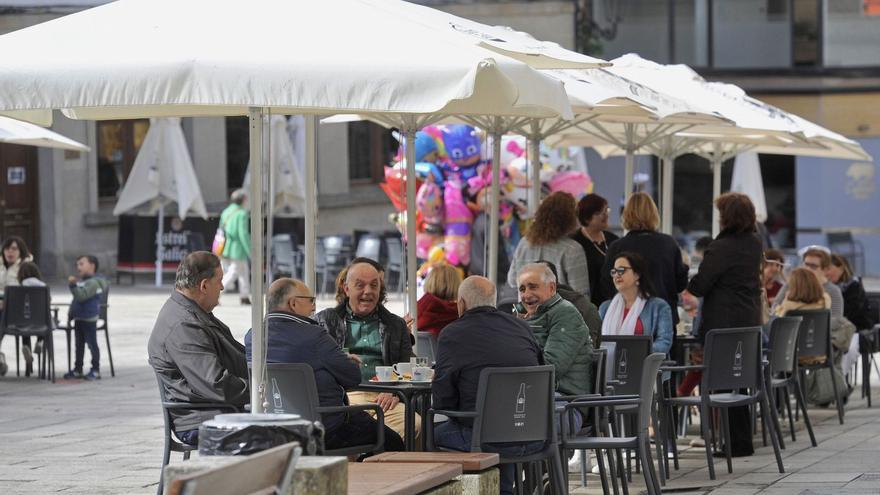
0, 143, 40, 256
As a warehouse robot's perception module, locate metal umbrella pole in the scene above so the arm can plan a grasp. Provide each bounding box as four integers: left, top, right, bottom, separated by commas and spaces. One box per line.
304, 116, 318, 292
248, 107, 267, 413
402, 121, 419, 352
155, 201, 164, 287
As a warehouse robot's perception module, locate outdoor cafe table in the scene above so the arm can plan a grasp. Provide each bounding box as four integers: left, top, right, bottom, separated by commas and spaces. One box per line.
348, 461, 462, 495
354, 381, 432, 451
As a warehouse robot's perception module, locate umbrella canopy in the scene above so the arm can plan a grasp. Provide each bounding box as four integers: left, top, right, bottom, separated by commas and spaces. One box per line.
731, 151, 768, 223
112, 118, 207, 219
243, 116, 306, 217
0, 0, 583, 125
0, 115, 89, 151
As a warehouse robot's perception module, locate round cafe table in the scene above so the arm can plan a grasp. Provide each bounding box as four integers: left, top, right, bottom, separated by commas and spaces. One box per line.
354, 381, 432, 451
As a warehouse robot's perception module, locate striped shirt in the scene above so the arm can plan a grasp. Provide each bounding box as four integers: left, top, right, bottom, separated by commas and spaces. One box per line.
507, 237, 590, 297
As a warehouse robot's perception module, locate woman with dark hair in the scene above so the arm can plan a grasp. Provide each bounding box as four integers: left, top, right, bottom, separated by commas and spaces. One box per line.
762, 248, 786, 305
687, 192, 763, 458
507, 191, 589, 295
571, 194, 619, 307
599, 193, 688, 328
599, 252, 673, 354
827, 253, 876, 330
0, 236, 35, 376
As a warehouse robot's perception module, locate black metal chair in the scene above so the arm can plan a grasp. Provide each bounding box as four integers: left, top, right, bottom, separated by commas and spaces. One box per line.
858, 324, 880, 407
271, 234, 297, 279
788, 309, 844, 425
426, 365, 567, 495
827, 232, 865, 275
53, 285, 114, 377
385, 236, 404, 293
153, 372, 238, 495
667, 326, 784, 480
355, 234, 382, 263
2, 286, 55, 382
564, 348, 609, 490
264, 363, 386, 457
765, 316, 816, 448
561, 353, 666, 495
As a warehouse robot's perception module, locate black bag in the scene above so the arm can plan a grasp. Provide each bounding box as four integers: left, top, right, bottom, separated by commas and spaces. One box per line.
859, 328, 880, 354
805, 366, 848, 405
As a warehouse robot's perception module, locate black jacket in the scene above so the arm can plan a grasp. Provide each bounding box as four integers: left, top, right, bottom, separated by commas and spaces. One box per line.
600, 230, 688, 324
688, 230, 763, 341
315, 301, 414, 366
557, 283, 602, 347
841, 278, 877, 330
571, 229, 619, 307
432, 306, 543, 426
244, 311, 361, 431
148, 292, 249, 432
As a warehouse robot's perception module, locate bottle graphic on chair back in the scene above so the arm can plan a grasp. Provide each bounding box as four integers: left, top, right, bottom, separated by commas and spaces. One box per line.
515, 383, 526, 414
732, 341, 743, 377
272, 378, 283, 410
617, 349, 628, 379
806, 321, 815, 347
23, 295, 31, 320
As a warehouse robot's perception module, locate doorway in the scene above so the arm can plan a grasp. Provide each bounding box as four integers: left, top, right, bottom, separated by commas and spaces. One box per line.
0, 143, 40, 256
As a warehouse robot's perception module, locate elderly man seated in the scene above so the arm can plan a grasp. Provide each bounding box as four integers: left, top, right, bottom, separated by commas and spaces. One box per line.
316, 260, 416, 441
432, 276, 544, 495
245, 278, 403, 452
516, 262, 594, 433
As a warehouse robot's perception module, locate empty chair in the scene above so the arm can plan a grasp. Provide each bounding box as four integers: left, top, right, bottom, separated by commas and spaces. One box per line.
272, 234, 297, 279
667, 326, 784, 480
385, 236, 404, 293
766, 315, 816, 447
55, 286, 114, 377
2, 286, 55, 381
355, 234, 382, 262
788, 309, 845, 424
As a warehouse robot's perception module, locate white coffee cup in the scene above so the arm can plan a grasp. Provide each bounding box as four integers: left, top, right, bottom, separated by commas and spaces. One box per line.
375, 366, 394, 381
412, 366, 432, 382
393, 362, 413, 377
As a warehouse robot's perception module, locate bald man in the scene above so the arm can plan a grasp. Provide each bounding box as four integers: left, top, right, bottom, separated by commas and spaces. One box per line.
432, 276, 544, 495
245, 278, 404, 453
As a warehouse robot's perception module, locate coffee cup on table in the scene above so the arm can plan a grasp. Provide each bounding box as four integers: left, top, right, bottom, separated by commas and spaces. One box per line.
412, 366, 432, 382
392, 362, 413, 378
375, 366, 394, 382
410, 356, 428, 367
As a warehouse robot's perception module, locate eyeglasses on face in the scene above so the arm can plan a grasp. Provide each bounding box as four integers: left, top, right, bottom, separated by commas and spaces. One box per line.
803, 262, 821, 270
610, 266, 632, 277
293, 295, 316, 303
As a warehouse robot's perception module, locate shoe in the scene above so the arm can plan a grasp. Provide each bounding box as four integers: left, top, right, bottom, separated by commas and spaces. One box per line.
22, 345, 33, 366
240, 297, 251, 305
568, 450, 584, 471
713, 446, 753, 458
63, 370, 84, 379
0, 352, 7, 376
689, 437, 706, 448
34, 340, 43, 355
590, 454, 608, 474
84, 369, 101, 381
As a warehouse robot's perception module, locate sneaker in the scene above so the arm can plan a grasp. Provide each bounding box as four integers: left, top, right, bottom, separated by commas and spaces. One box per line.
84, 369, 101, 381
689, 437, 706, 448
568, 450, 584, 471
63, 370, 84, 379
590, 454, 609, 474
0, 352, 7, 376
240, 297, 252, 305
22, 345, 33, 366
34, 340, 43, 355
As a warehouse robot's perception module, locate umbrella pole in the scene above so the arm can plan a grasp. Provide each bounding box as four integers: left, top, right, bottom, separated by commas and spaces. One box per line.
266, 116, 275, 289
488, 126, 502, 288
711, 156, 722, 238
304, 116, 317, 292
403, 127, 419, 351
248, 107, 266, 414
528, 122, 541, 217
155, 202, 164, 287
661, 155, 675, 234
624, 124, 635, 203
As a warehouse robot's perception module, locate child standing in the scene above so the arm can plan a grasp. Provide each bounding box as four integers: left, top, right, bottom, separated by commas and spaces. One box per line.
63, 255, 108, 380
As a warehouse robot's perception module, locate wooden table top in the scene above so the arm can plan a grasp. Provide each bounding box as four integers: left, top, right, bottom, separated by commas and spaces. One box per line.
364, 452, 499, 472
348, 462, 462, 495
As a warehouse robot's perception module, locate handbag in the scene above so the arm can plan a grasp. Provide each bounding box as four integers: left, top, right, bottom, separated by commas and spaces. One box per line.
212, 215, 231, 257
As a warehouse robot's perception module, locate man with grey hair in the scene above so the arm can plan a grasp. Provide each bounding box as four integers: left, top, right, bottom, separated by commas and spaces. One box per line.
432, 275, 544, 495
516, 263, 593, 397
245, 278, 404, 452
219, 188, 252, 305
148, 251, 249, 446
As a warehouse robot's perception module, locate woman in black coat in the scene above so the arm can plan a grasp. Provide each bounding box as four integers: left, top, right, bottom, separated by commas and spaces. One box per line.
828, 253, 876, 330
599, 193, 688, 324
687, 192, 763, 458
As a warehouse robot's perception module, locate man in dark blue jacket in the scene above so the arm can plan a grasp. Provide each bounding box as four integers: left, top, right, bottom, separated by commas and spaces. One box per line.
245, 278, 403, 452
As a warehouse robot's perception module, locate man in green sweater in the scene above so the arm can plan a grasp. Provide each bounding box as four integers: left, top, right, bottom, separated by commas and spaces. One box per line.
516, 262, 593, 432
219, 189, 252, 305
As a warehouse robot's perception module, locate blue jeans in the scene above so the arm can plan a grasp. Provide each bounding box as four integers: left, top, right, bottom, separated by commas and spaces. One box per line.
433, 421, 544, 495
74, 320, 99, 372
176, 429, 199, 446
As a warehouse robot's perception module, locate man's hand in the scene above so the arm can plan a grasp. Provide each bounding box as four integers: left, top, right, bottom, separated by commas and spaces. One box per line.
375, 392, 400, 412
346, 353, 363, 366
67, 276, 78, 285
403, 313, 414, 333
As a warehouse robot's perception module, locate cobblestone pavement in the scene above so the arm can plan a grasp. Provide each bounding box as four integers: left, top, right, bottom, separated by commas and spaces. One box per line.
1, 285, 879, 494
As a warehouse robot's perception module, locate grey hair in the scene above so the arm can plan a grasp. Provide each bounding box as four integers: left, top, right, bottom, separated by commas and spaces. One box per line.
267, 278, 298, 311
174, 251, 221, 290
520, 262, 556, 284
458, 276, 496, 310
230, 188, 247, 204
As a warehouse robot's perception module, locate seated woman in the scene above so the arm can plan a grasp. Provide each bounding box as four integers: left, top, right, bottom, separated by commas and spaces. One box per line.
774, 267, 830, 317
599, 251, 673, 355
763, 249, 786, 306
416, 263, 462, 337
828, 254, 876, 330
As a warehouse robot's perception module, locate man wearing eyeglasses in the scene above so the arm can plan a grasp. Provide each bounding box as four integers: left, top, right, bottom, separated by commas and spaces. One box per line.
244, 277, 404, 453
771, 248, 843, 318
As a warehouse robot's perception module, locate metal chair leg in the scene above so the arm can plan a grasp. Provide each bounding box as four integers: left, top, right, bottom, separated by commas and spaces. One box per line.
103, 328, 115, 377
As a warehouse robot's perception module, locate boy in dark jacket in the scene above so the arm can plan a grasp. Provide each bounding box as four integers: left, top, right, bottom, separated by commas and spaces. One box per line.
64, 255, 108, 380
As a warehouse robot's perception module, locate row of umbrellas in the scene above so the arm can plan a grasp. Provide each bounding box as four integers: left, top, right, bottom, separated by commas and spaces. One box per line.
0, 0, 869, 413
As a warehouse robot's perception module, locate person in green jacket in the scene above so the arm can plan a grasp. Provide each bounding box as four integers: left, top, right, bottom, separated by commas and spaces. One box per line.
516, 262, 594, 432
219, 189, 252, 305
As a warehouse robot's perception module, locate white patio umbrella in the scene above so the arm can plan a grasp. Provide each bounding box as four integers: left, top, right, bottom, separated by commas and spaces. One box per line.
731, 151, 768, 223
243, 115, 306, 217
112, 117, 208, 287
0, 0, 585, 413
0, 115, 89, 151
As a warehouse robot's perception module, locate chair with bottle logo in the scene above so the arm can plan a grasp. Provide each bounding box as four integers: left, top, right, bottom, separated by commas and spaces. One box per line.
264, 363, 386, 457
764, 315, 815, 447
1, 286, 55, 382
425, 365, 566, 495
787, 309, 845, 425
